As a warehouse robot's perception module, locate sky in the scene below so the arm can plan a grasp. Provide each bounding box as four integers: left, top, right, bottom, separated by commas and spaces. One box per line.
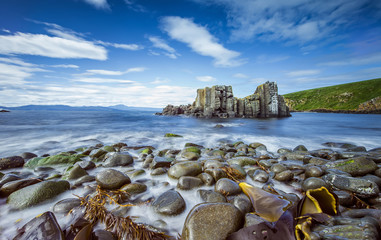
0, 0, 380, 107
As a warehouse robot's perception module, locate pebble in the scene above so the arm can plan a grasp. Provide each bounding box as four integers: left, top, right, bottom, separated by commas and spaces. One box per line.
215, 178, 241, 196
152, 190, 186, 215
95, 169, 131, 190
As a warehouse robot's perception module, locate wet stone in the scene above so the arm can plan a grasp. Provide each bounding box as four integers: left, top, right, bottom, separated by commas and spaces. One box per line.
104, 152, 133, 167
74, 175, 95, 187
227, 157, 257, 167
334, 190, 354, 207
197, 172, 215, 186
204, 168, 228, 182
244, 213, 266, 227
270, 163, 288, 174
13, 211, 64, 240
249, 169, 269, 183
274, 170, 294, 182
293, 145, 308, 152
168, 161, 202, 179
0, 156, 24, 170
181, 202, 243, 240
96, 169, 131, 190
181, 151, 200, 160
77, 161, 96, 170
215, 178, 241, 196
20, 152, 38, 160
323, 157, 377, 177
0, 178, 40, 197
120, 182, 147, 194
152, 190, 186, 216
151, 167, 167, 176
197, 189, 226, 203
53, 198, 82, 214
93, 229, 117, 240
230, 194, 252, 214
305, 166, 324, 178
302, 177, 328, 191
150, 156, 173, 169
204, 160, 225, 169
63, 164, 88, 180
177, 176, 203, 190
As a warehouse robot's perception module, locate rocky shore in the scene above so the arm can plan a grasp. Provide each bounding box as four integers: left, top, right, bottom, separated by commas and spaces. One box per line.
1, 137, 381, 239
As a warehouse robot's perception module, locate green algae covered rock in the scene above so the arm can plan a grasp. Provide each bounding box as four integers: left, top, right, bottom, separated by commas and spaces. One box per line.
25, 153, 82, 168
164, 133, 183, 138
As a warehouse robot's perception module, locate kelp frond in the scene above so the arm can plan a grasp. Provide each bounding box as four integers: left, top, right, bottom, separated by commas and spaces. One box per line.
76, 187, 171, 240
221, 166, 246, 182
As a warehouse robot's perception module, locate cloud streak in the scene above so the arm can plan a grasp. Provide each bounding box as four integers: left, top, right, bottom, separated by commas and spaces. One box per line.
161, 16, 243, 67
83, 0, 110, 10
148, 36, 179, 59
286, 69, 321, 77
196, 76, 216, 82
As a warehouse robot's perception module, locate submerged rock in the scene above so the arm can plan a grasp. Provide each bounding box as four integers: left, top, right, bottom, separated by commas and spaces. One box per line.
7, 180, 70, 209
25, 153, 82, 168
53, 198, 82, 214
95, 169, 131, 190
168, 161, 202, 179
181, 202, 243, 240
152, 190, 186, 215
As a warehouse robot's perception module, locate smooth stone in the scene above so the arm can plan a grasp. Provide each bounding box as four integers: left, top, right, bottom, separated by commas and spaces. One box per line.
227, 157, 257, 167
204, 169, 228, 182
341, 209, 381, 220
89, 149, 108, 161
204, 160, 225, 169
215, 178, 241, 196
181, 202, 243, 240
73, 175, 95, 186
177, 176, 203, 190
13, 211, 64, 240
361, 174, 381, 188
181, 151, 200, 160
197, 189, 226, 203
25, 153, 82, 167
209, 149, 225, 157
20, 152, 38, 160
249, 169, 269, 183
274, 170, 294, 182
277, 148, 292, 154
120, 183, 147, 194
7, 180, 70, 209
0, 178, 40, 197
305, 166, 325, 178
301, 177, 328, 191
244, 213, 266, 227
333, 190, 354, 207
53, 198, 82, 214
34, 166, 55, 172
323, 157, 377, 177
128, 169, 146, 179
96, 169, 131, 190
270, 163, 288, 174
293, 145, 308, 152
229, 164, 247, 178
152, 190, 186, 216
77, 161, 96, 170
150, 156, 173, 169
375, 168, 381, 178
168, 161, 202, 179
323, 173, 380, 198
0, 156, 24, 170
258, 159, 273, 169
285, 152, 310, 161
93, 229, 117, 240
231, 194, 252, 214
63, 164, 88, 180
104, 152, 133, 167
306, 157, 329, 165
151, 167, 167, 176
197, 173, 215, 186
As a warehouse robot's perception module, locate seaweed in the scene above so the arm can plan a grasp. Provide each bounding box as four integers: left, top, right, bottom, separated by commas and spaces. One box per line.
76, 187, 171, 240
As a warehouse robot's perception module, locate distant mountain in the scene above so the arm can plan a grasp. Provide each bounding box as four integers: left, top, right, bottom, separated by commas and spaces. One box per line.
0, 104, 161, 112
283, 78, 381, 113
108, 104, 161, 112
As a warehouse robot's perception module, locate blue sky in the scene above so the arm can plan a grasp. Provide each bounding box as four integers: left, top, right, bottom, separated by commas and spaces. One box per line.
0, 0, 380, 107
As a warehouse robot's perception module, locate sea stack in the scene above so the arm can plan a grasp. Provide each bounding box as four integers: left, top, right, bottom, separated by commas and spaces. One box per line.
159, 81, 290, 118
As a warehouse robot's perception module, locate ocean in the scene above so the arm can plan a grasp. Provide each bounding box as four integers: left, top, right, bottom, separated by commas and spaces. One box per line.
1, 110, 381, 157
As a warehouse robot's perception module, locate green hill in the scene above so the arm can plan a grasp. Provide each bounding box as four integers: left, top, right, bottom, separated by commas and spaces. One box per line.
283, 78, 381, 112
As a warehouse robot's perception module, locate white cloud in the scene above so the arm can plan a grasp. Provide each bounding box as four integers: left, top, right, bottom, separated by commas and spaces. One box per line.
148, 36, 179, 59
194, 0, 378, 44
0, 62, 47, 86
286, 69, 321, 77
2, 29, 11, 33
0, 32, 107, 60
124, 0, 147, 12
161, 16, 243, 67
83, 0, 110, 10
196, 76, 217, 82
51, 64, 79, 69
73, 77, 135, 84
151, 77, 170, 84
83, 67, 146, 76
0, 57, 36, 67
233, 73, 249, 78
97, 41, 143, 51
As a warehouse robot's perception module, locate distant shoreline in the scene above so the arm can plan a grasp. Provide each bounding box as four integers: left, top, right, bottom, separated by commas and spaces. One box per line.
290, 109, 381, 114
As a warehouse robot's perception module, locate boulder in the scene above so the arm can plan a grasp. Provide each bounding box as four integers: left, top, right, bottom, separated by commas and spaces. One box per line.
168, 161, 202, 179
181, 202, 243, 240
96, 169, 131, 190
103, 152, 133, 167
0, 156, 24, 170
53, 198, 82, 214
25, 153, 82, 168
152, 190, 186, 215
7, 180, 70, 209
323, 157, 377, 176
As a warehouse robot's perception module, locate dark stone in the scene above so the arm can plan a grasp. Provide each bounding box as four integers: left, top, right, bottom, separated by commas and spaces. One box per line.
151, 167, 167, 176
197, 189, 226, 203
274, 170, 294, 182
62, 164, 88, 180
301, 177, 328, 191
197, 172, 215, 186
168, 161, 202, 179
74, 175, 95, 186
77, 161, 96, 170
0, 178, 40, 197
323, 157, 377, 176
150, 156, 173, 169
104, 152, 133, 167
305, 166, 324, 178
249, 169, 269, 183
204, 168, 228, 182
333, 190, 354, 207
96, 169, 131, 190
270, 163, 288, 174
244, 213, 266, 227
177, 176, 203, 190
293, 145, 308, 152
152, 190, 186, 216
93, 229, 117, 240
181, 202, 244, 240
53, 198, 82, 214
20, 152, 37, 160
13, 211, 64, 240
0, 156, 24, 170
231, 194, 252, 214
120, 183, 147, 194
215, 178, 241, 196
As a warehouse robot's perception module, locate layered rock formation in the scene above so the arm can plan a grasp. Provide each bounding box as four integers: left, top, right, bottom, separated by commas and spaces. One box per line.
159, 81, 290, 118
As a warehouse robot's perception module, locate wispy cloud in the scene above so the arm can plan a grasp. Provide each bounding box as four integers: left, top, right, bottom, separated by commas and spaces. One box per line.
233, 73, 249, 79
256, 55, 290, 64
194, 0, 380, 45
148, 36, 179, 59
196, 76, 216, 82
83, 0, 110, 10
0, 62, 47, 86
0, 32, 107, 60
150, 77, 170, 84
320, 52, 381, 66
124, 0, 147, 12
83, 67, 145, 76
0, 57, 36, 67
73, 77, 135, 84
50, 64, 79, 69
286, 69, 321, 77
161, 16, 243, 67
97, 41, 143, 51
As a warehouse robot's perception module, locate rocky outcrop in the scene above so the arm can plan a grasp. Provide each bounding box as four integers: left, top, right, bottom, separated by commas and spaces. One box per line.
357, 96, 381, 112
159, 82, 290, 118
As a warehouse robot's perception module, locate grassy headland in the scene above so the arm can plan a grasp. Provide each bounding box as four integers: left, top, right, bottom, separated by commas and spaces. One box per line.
283, 78, 381, 112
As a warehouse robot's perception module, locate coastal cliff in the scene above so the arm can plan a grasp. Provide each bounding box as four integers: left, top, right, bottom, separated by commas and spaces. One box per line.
159, 81, 290, 118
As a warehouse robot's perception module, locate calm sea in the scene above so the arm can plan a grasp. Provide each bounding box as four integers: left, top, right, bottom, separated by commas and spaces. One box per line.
1, 110, 380, 157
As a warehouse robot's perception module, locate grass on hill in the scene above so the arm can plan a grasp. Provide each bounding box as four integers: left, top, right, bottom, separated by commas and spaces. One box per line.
283, 78, 381, 111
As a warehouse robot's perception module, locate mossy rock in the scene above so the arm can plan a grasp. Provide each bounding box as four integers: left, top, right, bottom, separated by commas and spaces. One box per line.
140, 148, 153, 154
323, 157, 377, 176
62, 164, 88, 180
103, 146, 115, 152
185, 143, 204, 148
7, 180, 70, 209
75, 147, 87, 152
184, 147, 201, 155
164, 133, 183, 138
158, 149, 169, 157
233, 141, 244, 147
25, 154, 82, 168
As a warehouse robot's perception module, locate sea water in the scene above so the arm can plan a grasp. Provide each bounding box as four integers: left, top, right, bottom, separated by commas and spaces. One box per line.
0, 110, 380, 238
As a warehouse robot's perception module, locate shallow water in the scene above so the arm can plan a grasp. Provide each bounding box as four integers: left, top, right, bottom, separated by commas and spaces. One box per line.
0, 110, 380, 238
